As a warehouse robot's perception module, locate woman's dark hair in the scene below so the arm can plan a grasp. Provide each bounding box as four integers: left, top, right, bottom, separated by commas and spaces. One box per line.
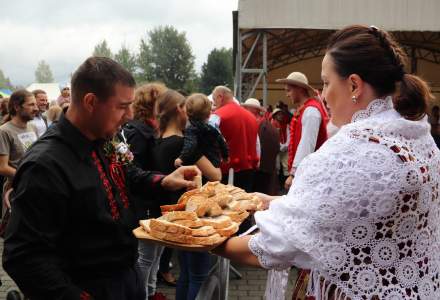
157, 89, 186, 135
6, 89, 33, 121
327, 25, 433, 120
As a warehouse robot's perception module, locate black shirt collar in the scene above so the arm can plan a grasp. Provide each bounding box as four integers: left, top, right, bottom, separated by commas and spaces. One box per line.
56, 115, 96, 160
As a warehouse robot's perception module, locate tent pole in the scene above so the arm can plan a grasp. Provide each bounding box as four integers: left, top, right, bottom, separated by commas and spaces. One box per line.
263, 32, 268, 107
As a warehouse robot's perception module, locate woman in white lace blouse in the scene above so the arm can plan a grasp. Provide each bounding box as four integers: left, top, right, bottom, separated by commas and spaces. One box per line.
214, 25, 437, 300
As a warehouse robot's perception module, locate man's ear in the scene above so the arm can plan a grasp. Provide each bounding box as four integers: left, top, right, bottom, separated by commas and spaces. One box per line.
14, 103, 21, 113
83, 93, 98, 113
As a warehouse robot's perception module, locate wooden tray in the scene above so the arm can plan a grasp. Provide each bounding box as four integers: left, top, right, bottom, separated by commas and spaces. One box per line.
133, 227, 227, 252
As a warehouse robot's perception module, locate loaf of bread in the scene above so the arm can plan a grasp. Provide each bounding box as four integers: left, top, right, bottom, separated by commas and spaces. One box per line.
178, 189, 202, 205
206, 202, 223, 217
160, 203, 186, 213
185, 196, 211, 217
211, 192, 232, 208
201, 181, 217, 197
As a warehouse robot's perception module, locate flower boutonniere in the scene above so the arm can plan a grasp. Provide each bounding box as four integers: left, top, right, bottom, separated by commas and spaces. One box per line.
103, 138, 134, 166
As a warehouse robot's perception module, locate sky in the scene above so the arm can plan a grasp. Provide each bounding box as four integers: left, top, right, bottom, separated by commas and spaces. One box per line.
0, 0, 239, 86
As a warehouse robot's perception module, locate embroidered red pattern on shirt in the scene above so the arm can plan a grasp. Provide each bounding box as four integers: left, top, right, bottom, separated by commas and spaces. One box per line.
152, 174, 164, 186
80, 291, 91, 300
109, 160, 129, 209
91, 151, 120, 220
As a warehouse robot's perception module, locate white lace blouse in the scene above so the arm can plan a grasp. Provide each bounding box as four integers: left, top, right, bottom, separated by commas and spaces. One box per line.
249, 97, 440, 299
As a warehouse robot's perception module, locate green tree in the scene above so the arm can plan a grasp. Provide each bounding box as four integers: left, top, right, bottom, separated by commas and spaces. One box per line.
114, 45, 137, 74
34, 60, 54, 83
200, 47, 233, 94
138, 26, 195, 90
184, 72, 200, 94
135, 38, 153, 84
0, 69, 12, 89
93, 40, 113, 58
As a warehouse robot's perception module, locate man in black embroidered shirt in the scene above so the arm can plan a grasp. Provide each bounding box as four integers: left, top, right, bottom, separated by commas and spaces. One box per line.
2, 57, 200, 300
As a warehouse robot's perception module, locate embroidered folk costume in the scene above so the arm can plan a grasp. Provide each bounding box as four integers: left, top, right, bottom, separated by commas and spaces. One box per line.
250, 98, 440, 299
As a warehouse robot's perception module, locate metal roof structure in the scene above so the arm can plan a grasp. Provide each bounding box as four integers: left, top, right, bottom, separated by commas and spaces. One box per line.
233, 0, 440, 105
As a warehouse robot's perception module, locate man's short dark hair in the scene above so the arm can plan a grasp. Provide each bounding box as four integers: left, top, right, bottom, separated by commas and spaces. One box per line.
71, 57, 136, 104
32, 89, 46, 98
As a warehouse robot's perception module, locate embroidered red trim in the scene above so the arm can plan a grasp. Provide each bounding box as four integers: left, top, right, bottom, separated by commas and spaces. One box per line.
109, 160, 129, 209
91, 151, 120, 220
80, 291, 91, 300
152, 174, 164, 186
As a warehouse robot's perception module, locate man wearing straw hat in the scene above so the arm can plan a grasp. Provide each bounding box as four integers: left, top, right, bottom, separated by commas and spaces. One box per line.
276, 72, 328, 190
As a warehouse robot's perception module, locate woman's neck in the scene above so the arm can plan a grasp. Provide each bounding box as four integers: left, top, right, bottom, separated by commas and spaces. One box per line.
162, 121, 183, 138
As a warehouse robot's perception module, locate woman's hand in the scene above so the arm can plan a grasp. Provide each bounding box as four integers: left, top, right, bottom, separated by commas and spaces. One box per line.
253, 192, 278, 210
161, 166, 201, 191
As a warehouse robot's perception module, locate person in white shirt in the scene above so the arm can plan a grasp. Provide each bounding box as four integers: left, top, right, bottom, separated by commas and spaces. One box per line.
275, 72, 328, 190
30, 89, 48, 137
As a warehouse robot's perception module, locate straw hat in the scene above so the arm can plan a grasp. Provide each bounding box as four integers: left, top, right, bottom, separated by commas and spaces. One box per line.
276, 72, 317, 98
271, 108, 283, 116
242, 98, 266, 111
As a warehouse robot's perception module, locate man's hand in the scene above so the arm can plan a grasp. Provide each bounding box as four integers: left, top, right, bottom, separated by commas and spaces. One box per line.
161, 166, 201, 191
284, 175, 293, 190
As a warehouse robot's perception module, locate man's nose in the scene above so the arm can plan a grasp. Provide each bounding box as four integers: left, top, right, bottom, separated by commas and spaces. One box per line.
124, 105, 134, 121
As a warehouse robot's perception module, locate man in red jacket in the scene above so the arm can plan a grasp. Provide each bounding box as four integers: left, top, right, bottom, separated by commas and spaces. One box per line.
276, 72, 328, 190
211, 86, 259, 192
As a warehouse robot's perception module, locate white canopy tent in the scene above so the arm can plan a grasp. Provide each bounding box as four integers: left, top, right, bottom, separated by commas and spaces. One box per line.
234, 0, 440, 106
26, 83, 61, 101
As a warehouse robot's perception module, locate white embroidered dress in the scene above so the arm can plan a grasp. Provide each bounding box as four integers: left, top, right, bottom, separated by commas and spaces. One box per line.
249, 97, 440, 300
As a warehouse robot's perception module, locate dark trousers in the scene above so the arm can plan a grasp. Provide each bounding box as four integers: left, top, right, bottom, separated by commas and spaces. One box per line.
176, 251, 211, 300
253, 170, 279, 195
76, 266, 145, 300
222, 169, 255, 192
159, 247, 173, 273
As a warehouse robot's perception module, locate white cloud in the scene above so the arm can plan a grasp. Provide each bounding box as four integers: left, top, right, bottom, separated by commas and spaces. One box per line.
0, 0, 238, 85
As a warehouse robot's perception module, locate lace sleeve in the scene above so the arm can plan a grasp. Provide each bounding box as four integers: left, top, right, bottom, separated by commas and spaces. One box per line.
248, 131, 402, 271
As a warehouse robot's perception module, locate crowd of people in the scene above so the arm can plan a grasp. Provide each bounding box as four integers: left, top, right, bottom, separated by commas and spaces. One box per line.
0, 23, 439, 300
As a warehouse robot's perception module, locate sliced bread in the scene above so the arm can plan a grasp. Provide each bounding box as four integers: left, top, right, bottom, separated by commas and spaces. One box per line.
216, 222, 239, 237
201, 215, 232, 229
150, 218, 192, 235
173, 219, 204, 228
191, 225, 217, 237
161, 211, 198, 222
